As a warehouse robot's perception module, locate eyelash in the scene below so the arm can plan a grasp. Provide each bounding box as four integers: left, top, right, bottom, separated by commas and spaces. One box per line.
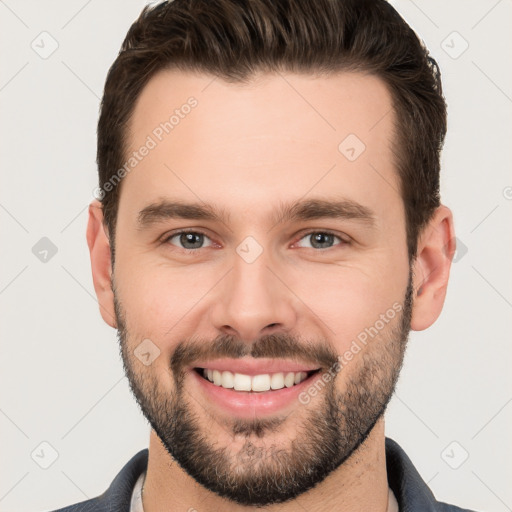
161, 228, 349, 254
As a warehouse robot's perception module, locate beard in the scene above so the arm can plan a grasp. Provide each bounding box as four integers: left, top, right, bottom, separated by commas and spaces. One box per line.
114, 269, 413, 506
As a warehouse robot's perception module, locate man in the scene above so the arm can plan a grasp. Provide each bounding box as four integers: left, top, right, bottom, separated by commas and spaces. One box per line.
52, 0, 478, 510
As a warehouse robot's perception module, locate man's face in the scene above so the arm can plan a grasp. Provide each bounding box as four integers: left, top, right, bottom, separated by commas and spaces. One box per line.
112, 70, 412, 506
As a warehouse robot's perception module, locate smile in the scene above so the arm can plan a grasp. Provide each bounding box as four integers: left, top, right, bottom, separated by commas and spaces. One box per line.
194, 368, 319, 392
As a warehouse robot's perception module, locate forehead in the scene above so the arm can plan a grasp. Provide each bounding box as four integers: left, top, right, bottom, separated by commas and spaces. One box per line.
120, 68, 400, 230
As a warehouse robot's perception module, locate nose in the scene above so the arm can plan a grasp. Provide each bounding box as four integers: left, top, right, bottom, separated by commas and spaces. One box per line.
208, 250, 298, 343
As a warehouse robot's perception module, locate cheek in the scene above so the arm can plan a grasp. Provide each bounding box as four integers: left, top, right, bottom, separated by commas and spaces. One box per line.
114, 259, 215, 342
288, 255, 407, 352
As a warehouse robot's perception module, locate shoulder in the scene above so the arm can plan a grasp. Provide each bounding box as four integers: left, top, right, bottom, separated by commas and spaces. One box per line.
385, 437, 483, 512
46, 449, 148, 512
437, 502, 481, 512
48, 499, 103, 512
437, 501, 477, 512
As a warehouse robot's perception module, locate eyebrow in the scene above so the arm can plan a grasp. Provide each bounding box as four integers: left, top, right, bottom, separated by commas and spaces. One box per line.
136, 197, 376, 231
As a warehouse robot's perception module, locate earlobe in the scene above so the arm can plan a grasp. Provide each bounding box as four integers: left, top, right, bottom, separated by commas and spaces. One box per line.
410, 205, 456, 331
86, 200, 117, 328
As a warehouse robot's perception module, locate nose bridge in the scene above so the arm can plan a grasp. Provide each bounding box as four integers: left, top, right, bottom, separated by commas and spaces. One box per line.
209, 242, 297, 341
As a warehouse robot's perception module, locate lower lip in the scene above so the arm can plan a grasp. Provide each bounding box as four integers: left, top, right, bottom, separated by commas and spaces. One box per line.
190, 369, 322, 417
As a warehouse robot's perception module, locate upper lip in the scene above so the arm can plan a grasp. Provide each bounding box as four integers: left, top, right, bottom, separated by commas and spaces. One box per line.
190, 357, 321, 376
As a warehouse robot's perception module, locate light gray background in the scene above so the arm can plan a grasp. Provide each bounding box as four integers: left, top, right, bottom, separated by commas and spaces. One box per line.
1, 1, 511, 511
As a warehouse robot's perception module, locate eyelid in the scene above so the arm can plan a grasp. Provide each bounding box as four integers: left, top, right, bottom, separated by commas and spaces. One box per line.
161, 227, 210, 241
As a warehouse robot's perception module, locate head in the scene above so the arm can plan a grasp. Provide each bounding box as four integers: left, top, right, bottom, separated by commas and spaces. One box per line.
87, 0, 455, 506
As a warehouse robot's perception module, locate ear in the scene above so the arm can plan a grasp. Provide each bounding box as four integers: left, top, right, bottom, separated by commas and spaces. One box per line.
410, 205, 456, 331
86, 200, 117, 328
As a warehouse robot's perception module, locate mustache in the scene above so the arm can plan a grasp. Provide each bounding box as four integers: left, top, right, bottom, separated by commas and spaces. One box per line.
170, 333, 339, 375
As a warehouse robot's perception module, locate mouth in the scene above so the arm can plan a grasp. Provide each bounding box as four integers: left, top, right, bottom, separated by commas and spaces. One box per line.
193, 367, 321, 393
190, 362, 324, 417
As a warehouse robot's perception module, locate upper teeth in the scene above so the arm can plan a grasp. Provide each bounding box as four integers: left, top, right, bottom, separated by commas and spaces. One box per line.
202, 369, 309, 392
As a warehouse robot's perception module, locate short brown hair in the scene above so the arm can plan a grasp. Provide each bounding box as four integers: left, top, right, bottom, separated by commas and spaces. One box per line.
97, 0, 447, 263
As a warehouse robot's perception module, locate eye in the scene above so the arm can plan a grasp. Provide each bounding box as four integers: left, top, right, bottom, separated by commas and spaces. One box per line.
163, 230, 214, 251
295, 230, 347, 250
161, 229, 348, 253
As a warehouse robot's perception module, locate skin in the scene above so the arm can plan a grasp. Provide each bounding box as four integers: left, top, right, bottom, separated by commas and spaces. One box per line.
87, 69, 455, 511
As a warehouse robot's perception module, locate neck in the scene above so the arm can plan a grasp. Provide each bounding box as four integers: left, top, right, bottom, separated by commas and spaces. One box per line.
142, 418, 390, 512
